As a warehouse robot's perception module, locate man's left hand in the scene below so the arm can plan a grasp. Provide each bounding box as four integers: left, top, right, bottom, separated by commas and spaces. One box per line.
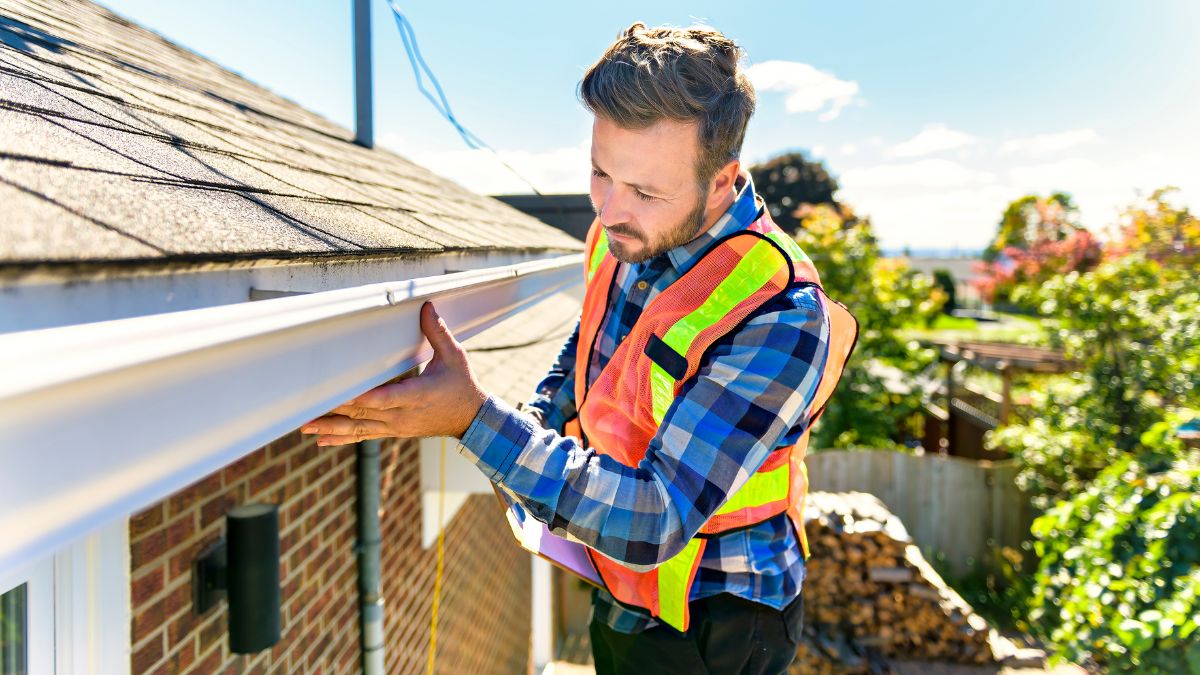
300, 301, 488, 446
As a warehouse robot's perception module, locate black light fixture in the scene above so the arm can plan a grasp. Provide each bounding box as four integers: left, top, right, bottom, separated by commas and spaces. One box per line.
193, 503, 282, 654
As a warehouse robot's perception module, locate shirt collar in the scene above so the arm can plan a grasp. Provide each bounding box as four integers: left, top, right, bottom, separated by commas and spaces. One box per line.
663, 170, 761, 273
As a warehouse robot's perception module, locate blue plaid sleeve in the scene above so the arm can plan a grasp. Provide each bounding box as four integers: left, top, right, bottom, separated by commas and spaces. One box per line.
459, 287, 830, 570
521, 321, 578, 434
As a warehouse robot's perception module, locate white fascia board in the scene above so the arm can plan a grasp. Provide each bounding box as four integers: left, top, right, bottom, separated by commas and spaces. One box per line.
0, 249, 562, 334
0, 254, 583, 575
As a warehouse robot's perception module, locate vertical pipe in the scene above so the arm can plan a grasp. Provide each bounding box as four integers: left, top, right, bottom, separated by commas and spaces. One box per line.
357, 439, 385, 675
352, 0, 374, 148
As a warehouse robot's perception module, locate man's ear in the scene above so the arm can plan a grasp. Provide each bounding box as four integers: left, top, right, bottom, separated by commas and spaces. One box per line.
705, 159, 741, 212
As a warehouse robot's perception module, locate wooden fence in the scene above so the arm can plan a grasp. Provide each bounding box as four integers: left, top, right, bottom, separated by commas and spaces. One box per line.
805, 450, 1035, 577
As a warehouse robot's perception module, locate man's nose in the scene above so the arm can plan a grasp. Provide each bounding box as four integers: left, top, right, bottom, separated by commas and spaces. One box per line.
596, 187, 633, 228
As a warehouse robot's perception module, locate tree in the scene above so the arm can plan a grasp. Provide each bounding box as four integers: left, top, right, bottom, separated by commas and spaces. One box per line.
932, 269, 956, 315
973, 192, 1101, 307
749, 151, 840, 233
788, 204, 945, 449
982, 192, 1080, 262
1106, 186, 1199, 271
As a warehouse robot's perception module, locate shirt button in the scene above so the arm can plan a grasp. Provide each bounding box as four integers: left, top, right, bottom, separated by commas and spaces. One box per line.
636, 280, 649, 291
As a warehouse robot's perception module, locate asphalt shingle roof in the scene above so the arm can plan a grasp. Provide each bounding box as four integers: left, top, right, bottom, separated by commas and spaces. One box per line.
0, 0, 582, 266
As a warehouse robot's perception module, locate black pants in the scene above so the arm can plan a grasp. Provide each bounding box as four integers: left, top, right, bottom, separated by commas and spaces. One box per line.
589, 592, 804, 675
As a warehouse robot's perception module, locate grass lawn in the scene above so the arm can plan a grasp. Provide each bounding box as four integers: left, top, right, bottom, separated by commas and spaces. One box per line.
901, 312, 1050, 346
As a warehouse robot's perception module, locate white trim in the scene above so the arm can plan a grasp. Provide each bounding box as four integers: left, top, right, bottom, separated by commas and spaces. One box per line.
0, 254, 582, 575
0, 249, 564, 334
419, 437, 493, 549
531, 557, 554, 671
53, 519, 131, 675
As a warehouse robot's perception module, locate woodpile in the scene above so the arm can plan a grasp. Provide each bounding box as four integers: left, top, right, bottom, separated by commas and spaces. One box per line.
789, 491, 1001, 674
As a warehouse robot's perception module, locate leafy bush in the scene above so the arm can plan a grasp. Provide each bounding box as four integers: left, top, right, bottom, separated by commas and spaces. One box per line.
987, 252, 1198, 507
1029, 423, 1200, 673
789, 204, 944, 449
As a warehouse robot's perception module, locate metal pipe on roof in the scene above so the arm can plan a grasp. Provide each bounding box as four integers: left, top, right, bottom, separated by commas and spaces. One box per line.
356, 438, 386, 674
353, 0, 374, 147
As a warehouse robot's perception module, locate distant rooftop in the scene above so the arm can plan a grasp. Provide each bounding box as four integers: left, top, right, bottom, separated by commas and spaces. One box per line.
0, 0, 581, 269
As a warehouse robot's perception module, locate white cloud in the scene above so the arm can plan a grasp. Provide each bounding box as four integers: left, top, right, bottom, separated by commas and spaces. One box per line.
837, 159, 1003, 249
1000, 128, 1101, 156
887, 124, 977, 158
839, 143, 858, 156
744, 60, 860, 121
840, 158, 996, 190
410, 140, 591, 195
1008, 151, 1199, 234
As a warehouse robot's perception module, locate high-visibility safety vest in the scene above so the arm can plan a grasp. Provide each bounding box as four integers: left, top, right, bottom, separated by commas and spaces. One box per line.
564, 207, 859, 633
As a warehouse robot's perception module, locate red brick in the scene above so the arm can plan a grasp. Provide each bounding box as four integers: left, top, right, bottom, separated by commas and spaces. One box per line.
289, 442, 319, 472
165, 514, 197, 550
247, 462, 287, 498
131, 530, 169, 570
132, 565, 165, 606
162, 639, 196, 675
222, 449, 266, 485
131, 504, 166, 540
197, 614, 225, 654
167, 606, 197, 645
186, 644, 223, 675
199, 490, 238, 529
132, 595, 166, 644
132, 634, 165, 674
169, 472, 223, 518
168, 537, 213, 583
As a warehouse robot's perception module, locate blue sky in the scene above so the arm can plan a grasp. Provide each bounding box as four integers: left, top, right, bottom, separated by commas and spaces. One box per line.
98, 1, 1200, 250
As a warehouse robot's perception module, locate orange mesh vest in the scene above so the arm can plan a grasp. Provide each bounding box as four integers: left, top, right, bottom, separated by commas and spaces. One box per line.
564, 209, 859, 632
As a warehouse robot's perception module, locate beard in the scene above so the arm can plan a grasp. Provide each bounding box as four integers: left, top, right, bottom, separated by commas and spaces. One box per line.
600, 195, 709, 264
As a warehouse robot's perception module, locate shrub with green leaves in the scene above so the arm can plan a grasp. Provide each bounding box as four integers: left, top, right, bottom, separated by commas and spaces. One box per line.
1029, 422, 1200, 673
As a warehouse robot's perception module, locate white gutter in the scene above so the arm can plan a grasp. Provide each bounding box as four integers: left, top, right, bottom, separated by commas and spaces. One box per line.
0, 253, 583, 575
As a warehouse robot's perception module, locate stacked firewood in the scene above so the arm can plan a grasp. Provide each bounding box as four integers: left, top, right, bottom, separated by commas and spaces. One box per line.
788, 491, 999, 674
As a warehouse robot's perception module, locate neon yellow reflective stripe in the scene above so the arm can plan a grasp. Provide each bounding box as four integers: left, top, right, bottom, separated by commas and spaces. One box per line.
765, 231, 811, 265
713, 463, 790, 516
657, 538, 704, 631
650, 239, 783, 423
649, 362, 675, 426
588, 229, 610, 281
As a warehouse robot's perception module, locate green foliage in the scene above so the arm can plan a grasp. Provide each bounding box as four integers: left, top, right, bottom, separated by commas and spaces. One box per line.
987, 252, 1199, 507
788, 204, 944, 449
932, 268, 956, 314
982, 192, 1079, 262
1029, 428, 1200, 673
749, 151, 840, 233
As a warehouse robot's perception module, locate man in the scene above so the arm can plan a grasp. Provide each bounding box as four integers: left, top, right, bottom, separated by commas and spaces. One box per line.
303, 22, 856, 675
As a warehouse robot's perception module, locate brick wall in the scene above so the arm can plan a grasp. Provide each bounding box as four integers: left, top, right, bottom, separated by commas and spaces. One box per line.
378, 440, 532, 674
128, 431, 532, 674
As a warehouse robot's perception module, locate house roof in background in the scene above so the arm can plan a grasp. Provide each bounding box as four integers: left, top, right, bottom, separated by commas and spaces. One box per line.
465, 284, 582, 405
0, 0, 582, 268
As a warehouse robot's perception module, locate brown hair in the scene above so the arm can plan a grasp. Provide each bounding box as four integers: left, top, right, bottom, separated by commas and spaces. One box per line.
579, 22, 756, 186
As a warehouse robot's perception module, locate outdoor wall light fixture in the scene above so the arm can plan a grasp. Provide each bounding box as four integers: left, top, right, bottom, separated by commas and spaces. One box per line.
193, 503, 282, 654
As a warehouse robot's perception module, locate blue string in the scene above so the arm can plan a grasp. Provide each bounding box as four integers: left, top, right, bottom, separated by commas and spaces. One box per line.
385, 0, 542, 194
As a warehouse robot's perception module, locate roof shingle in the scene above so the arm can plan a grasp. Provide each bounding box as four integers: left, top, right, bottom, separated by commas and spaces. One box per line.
0, 0, 583, 266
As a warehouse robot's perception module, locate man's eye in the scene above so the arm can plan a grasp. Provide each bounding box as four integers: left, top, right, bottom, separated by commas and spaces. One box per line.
591, 169, 609, 180
635, 190, 657, 202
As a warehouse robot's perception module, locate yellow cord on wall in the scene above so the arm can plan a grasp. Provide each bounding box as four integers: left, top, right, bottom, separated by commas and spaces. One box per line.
426, 437, 447, 675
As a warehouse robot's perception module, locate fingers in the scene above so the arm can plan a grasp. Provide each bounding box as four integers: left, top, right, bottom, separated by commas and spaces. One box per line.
301, 415, 390, 438
420, 302, 465, 366
313, 433, 391, 447
345, 377, 431, 410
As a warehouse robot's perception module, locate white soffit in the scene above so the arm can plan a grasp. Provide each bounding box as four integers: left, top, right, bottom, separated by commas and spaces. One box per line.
0, 254, 583, 574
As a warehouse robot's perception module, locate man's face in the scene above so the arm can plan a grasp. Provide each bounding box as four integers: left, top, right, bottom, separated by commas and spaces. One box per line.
589, 116, 709, 264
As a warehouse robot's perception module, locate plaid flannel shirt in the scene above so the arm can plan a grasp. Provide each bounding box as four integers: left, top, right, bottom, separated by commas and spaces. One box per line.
459, 173, 830, 633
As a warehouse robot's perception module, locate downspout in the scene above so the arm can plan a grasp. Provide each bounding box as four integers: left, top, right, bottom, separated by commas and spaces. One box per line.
357, 439, 386, 674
